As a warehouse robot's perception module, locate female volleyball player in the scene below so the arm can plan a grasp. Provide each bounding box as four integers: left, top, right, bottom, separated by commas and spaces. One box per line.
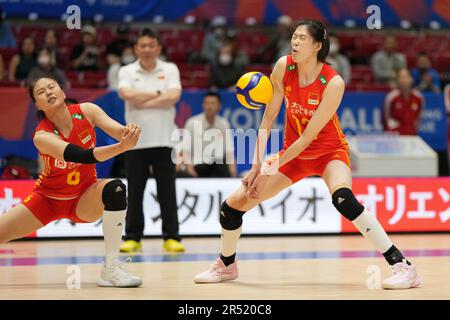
194, 20, 421, 289
0, 76, 142, 287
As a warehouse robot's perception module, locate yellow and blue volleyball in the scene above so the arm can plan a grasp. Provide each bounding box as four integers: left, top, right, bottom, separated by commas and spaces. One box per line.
235, 72, 274, 110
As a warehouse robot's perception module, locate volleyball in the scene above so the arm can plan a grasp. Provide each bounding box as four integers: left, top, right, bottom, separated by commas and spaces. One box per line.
235, 72, 274, 110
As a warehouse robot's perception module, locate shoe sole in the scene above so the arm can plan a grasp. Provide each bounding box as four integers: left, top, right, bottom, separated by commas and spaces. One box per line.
382, 279, 421, 290
193, 275, 239, 284
97, 278, 143, 288
119, 248, 142, 253
164, 248, 185, 253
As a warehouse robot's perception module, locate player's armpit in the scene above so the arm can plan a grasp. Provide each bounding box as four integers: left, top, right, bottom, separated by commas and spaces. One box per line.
33, 131, 69, 161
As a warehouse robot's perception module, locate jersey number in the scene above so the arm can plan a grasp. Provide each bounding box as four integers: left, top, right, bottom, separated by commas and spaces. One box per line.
292, 115, 318, 141
67, 170, 80, 185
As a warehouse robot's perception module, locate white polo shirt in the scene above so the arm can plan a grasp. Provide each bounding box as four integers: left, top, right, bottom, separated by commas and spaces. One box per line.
183, 113, 235, 165
118, 59, 182, 149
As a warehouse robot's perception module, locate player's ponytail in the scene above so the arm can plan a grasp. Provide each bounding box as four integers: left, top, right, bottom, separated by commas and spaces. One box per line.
295, 19, 330, 63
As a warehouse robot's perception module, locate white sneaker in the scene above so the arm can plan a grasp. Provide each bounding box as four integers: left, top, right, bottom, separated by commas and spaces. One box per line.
193, 258, 238, 284
382, 259, 421, 290
97, 258, 143, 288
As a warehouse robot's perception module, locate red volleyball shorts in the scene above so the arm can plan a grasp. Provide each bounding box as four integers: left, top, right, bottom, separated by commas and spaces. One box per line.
21, 192, 90, 225
269, 148, 351, 184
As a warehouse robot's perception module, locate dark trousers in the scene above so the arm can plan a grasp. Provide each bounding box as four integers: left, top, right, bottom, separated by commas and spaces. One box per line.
194, 163, 231, 178
124, 147, 180, 242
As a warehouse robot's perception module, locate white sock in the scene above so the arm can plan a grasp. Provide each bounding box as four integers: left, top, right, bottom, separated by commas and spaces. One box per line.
352, 209, 393, 253
102, 209, 126, 267
221, 226, 243, 257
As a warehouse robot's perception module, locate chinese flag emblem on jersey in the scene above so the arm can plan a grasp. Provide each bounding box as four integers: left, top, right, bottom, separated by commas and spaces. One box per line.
308, 92, 320, 105
78, 130, 92, 145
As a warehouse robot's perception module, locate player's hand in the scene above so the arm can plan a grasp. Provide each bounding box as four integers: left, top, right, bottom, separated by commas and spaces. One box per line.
120, 124, 141, 151
246, 174, 269, 199
241, 167, 260, 192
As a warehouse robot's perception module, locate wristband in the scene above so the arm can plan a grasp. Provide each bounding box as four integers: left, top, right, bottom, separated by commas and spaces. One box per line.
63, 143, 99, 164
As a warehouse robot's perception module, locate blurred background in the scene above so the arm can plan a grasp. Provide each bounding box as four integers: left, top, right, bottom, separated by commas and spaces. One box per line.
0, 0, 448, 237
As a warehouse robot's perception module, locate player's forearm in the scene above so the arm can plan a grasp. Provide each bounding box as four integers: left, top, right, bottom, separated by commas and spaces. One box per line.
92, 143, 126, 162
252, 116, 276, 168
279, 135, 314, 167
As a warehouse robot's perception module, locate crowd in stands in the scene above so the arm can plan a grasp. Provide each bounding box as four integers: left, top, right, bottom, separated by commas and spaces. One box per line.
0, 14, 449, 92
0, 14, 449, 178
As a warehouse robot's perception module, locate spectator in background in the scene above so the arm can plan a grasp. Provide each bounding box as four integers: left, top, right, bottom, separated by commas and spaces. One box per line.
257, 15, 293, 64
411, 52, 441, 93
0, 6, 16, 48
106, 23, 133, 62
382, 68, 423, 135
27, 48, 68, 89
71, 25, 101, 71
8, 37, 37, 84
371, 34, 406, 86
327, 34, 351, 85
209, 40, 249, 90
182, 92, 237, 178
43, 29, 61, 67
107, 45, 135, 90
201, 16, 228, 64
0, 54, 4, 81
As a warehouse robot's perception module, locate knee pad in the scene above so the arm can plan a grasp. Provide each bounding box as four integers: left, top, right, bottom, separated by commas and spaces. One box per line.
102, 179, 127, 211
220, 201, 245, 230
332, 187, 364, 221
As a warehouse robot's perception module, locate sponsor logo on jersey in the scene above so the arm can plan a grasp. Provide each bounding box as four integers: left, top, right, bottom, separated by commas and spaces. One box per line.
72, 113, 83, 120
55, 159, 67, 169
319, 75, 327, 85
287, 64, 296, 71
285, 85, 292, 96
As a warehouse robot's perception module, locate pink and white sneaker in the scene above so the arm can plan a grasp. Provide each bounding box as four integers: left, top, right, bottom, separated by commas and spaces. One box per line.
193, 258, 238, 283
382, 259, 421, 289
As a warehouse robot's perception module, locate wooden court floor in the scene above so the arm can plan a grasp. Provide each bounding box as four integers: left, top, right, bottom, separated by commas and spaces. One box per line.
0, 234, 449, 300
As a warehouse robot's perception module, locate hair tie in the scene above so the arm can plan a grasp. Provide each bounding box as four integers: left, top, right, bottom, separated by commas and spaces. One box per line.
323, 29, 327, 40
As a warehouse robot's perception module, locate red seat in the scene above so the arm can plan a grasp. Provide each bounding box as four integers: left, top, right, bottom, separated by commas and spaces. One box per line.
435, 53, 450, 72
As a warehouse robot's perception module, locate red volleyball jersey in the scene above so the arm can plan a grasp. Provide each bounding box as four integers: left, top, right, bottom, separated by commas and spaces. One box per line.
382, 89, 424, 135
33, 104, 97, 198
282, 55, 349, 159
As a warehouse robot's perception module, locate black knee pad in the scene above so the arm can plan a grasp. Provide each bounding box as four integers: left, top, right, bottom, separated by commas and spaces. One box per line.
220, 201, 245, 230
102, 179, 127, 211
332, 187, 364, 221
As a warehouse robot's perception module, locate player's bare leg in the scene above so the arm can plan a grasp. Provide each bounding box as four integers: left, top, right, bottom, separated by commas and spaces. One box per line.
77, 179, 142, 287
194, 172, 292, 283
322, 160, 420, 289
0, 204, 44, 244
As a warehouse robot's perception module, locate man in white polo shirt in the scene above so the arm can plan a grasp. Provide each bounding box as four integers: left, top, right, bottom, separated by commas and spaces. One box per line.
117, 28, 184, 253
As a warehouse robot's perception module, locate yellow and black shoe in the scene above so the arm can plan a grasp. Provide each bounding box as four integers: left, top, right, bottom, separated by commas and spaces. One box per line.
119, 240, 142, 253
163, 239, 185, 253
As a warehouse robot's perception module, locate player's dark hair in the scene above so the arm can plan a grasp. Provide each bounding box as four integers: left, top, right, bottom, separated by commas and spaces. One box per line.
135, 28, 161, 45
203, 91, 222, 103
295, 19, 329, 63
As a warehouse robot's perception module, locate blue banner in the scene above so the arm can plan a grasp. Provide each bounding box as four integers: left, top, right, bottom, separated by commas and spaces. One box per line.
95, 90, 447, 176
